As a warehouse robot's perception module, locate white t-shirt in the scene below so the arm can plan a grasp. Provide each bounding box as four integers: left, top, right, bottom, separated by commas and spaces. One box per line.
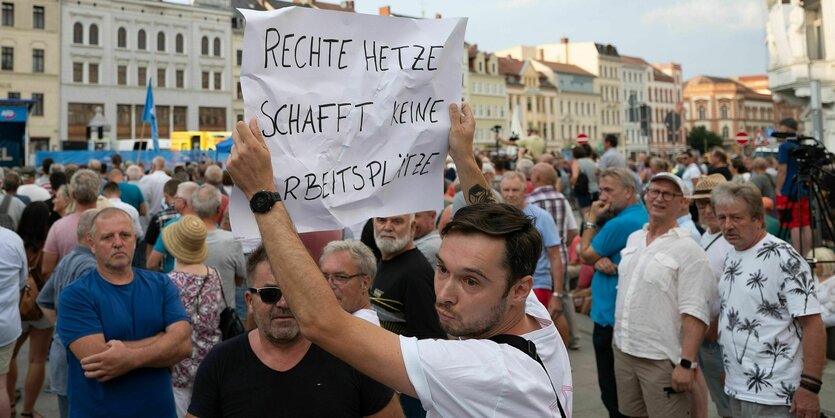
681, 163, 701, 195
352, 308, 381, 326
700, 230, 734, 317
107, 198, 144, 240
400, 292, 572, 417
718, 234, 820, 405
17, 184, 51, 202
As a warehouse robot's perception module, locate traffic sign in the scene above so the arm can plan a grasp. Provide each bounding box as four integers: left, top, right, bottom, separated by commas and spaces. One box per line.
577, 133, 589, 144
735, 131, 750, 145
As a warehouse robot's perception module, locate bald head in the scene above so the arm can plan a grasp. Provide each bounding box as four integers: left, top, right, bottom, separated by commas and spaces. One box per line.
531, 162, 557, 188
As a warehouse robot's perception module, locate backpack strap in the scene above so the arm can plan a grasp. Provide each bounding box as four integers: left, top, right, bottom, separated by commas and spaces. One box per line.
0, 194, 11, 214
489, 334, 567, 418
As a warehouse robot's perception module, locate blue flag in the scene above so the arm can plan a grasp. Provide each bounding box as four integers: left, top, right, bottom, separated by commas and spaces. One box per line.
141, 78, 159, 150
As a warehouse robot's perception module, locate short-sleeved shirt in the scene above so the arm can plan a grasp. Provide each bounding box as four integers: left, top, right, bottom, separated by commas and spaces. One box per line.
36, 246, 96, 312
527, 186, 578, 267
0, 228, 27, 346
777, 141, 808, 197
681, 163, 702, 195
614, 226, 716, 362
117, 182, 145, 212
516, 135, 546, 159
43, 212, 82, 259
205, 229, 246, 309
598, 148, 626, 170
56, 268, 189, 418
188, 335, 394, 418
576, 158, 599, 194
718, 234, 820, 405
400, 292, 573, 417
154, 216, 181, 273
589, 203, 648, 327
522, 205, 562, 290
370, 248, 445, 339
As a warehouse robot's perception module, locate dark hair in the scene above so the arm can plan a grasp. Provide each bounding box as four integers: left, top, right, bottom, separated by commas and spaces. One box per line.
778, 117, 798, 132
49, 171, 67, 192
17, 201, 50, 253
111, 153, 122, 169
441, 203, 542, 293
572, 145, 587, 159
731, 158, 748, 174
605, 134, 618, 148
3, 171, 20, 192
41, 157, 54, 175
163, 178, 182, 197
102, 181, 120, 195
247, 244, 269, 282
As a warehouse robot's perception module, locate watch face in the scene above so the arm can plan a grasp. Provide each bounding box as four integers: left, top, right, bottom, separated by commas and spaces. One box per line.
251, 192, 274, 212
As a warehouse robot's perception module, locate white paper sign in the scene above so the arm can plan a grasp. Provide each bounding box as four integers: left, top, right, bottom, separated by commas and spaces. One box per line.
230, 7, 466, 238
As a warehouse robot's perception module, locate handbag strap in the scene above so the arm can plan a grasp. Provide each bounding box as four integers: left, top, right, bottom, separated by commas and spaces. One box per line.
489, 334, 567, 418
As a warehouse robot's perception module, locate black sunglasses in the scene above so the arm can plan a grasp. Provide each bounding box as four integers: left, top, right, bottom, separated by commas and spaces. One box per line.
248, 287, 283, 304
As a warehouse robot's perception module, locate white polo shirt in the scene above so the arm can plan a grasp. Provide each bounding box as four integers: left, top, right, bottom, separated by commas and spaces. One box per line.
614, 226, 716, 362
400, 292, 572, 417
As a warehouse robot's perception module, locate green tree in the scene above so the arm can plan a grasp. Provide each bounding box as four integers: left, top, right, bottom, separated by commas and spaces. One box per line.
687, 126, 723, 153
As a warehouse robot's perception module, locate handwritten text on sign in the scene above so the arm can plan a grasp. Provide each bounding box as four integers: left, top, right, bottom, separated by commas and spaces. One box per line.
231, 7, 466, 238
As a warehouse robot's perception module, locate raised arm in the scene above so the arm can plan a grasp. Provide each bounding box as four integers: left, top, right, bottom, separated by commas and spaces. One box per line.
227, 117, 417, 398
447, 103, 495, 205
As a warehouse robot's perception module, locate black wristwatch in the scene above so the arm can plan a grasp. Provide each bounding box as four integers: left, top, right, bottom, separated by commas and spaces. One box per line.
679, 358, 698, 369
249, 191, 282, 213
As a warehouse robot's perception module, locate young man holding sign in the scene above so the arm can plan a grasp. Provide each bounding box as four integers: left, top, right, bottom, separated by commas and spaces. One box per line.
226, 102, 572, 417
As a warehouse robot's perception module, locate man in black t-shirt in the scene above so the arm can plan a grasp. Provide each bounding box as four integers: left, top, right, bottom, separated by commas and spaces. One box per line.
370, 214, 445, 340
187, 246, 401, 418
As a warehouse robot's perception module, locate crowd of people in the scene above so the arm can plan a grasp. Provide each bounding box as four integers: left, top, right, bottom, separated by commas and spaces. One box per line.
0, 108, 829, 418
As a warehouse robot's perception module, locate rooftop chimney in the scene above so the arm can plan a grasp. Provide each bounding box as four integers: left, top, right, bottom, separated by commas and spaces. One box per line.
379, 5, 390, 16
561, 37, 569, 64
435, 13, 442, 19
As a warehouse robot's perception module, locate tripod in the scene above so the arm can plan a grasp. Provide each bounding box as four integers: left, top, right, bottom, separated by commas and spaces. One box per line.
778, 153, 835, 262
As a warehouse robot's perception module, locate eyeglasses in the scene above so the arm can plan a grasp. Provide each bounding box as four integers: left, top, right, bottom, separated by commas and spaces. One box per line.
646, 188, 682, 202
322, 272, 364, 284
248, 287, 283, 304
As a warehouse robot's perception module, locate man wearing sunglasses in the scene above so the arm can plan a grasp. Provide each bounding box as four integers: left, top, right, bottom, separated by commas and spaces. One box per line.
612, 173, 716, 417
187, 245, 402, 417
225, 102, 573, 417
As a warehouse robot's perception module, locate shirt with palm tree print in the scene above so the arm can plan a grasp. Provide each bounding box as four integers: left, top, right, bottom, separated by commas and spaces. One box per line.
718, 234, 820, 406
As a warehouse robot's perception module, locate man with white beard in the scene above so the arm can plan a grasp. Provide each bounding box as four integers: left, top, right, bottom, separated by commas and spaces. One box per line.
370, 214, 446, 417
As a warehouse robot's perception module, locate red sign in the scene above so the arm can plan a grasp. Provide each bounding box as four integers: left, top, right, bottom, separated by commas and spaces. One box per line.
577, 133, 589, 144
735, 131, 750, 145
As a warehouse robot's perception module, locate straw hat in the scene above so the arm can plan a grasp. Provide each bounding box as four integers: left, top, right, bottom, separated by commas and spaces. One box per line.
690, 174, 728, 200
162, 214, 208, 264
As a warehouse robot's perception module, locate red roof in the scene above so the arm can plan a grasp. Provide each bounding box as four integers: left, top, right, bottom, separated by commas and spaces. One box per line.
652, 68, 675, 83
498, 56, 525, 75
535, 60, 594, 77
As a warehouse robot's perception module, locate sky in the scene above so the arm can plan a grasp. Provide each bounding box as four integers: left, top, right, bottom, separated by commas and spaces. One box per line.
353, 0, 770, 80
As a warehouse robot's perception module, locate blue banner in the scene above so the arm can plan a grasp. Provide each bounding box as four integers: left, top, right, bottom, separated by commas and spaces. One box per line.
35, 150, 230, 167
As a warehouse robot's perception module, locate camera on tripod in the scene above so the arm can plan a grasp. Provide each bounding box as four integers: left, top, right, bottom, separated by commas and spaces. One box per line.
773, 132, 833, 166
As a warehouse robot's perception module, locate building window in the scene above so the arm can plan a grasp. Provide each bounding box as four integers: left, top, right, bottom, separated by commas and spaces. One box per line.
137, 66, 146, 86
157, 68, 166, 87
117, 104, 132, 139
199, 107, 226, 130
201, 71, 209, 89
137, 29, 146, 50
89, 24, 99, 45
31, 93, 43, 116
722, 126, 729, 139
117, 27, 127, 48
67, 103, 102, 140
117, 65, 127, 85
1, 47, 12, 70
213, 37, 221, 57
73, 22, 83, 44
201, 36, 208, 55
698, 106, 706, 120
72, 62, 82, 82
213, 72, 221, 90
88, 63, 98, 84
2, 2, 13, 27
7, 91, 19, 99
157, 31, 165, 52
156, 105, 170, 138
32, 6, 44, 29
32, 49, 44, 73
720, 105, 728, 119
175, 69, 184, 88
236, 82, 242, 99
173, 106, 187, 130
236, 49, 242, 66
175, 34, 183, 53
